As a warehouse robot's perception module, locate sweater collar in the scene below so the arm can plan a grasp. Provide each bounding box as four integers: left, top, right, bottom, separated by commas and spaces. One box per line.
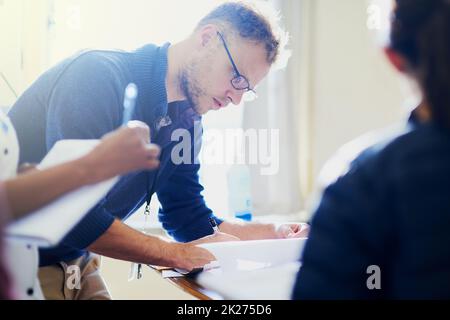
408, 109, 420, 128
131, 43, 171, 134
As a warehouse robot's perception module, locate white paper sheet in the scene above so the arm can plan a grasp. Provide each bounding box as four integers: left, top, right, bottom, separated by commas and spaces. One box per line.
198, 238, 306, 273
196, 238, 306, 299
6, 140, 119, 247
162, 270, 186, 278
198, 261, 301, 300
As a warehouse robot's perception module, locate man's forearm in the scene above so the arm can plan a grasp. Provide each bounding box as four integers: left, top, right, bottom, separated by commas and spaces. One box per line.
88, 219, 178, 267
218, 221, 278, 240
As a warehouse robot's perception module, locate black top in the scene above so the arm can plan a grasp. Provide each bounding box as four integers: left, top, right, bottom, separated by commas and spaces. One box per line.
293, 113, 450, 299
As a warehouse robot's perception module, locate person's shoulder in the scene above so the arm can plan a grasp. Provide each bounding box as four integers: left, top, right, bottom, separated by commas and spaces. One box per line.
359, 121, 449, 170
0, 111, 19, 180
318, 118, 449, 186
41, 48, 137, 96
323, 120, 449, 186
317, 122, 408, 187
63, 48, 132, 75
380, 121, 450, 154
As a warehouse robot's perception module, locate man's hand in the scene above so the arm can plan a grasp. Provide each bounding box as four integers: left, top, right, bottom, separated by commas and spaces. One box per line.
80, 121, 161, 183
169, 243, 217, 271
88, 220, 217, 272
168, 233, 239, 271
275, 223, 310, 239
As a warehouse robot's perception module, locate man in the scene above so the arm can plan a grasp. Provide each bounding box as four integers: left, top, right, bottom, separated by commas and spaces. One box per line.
9, 1, 308, 300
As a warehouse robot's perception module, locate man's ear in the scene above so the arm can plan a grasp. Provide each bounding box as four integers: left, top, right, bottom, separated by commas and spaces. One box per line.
384, 47, 408, 73
197, 24, 218, 48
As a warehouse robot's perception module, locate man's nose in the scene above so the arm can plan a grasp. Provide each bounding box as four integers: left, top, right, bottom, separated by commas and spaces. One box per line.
227, 89, 244, 106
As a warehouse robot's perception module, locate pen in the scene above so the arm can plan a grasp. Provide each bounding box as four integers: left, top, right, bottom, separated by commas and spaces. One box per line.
122, 83, 138, 126
209, 217, 220, 234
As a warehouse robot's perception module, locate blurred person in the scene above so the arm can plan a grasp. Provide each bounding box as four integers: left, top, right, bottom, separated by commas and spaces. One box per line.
0, 113, 162, 299
293, 0, 450, 299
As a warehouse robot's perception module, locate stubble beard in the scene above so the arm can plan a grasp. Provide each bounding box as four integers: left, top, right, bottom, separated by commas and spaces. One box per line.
179, 63, 208, 115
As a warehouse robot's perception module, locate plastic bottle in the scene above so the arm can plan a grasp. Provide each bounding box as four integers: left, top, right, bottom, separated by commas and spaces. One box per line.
227, 164, 253, 222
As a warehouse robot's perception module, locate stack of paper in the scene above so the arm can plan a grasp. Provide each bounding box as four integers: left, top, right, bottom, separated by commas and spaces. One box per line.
197, 238, 306, 300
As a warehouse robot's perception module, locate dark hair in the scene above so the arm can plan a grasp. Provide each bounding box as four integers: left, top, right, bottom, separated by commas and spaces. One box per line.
196, 1, 287, 65
390, 0, 450, 128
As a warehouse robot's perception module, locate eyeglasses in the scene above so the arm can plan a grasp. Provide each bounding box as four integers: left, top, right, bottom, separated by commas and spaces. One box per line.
217, 32, 258, 102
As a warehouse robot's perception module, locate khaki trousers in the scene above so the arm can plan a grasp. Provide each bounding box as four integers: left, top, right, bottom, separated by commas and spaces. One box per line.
38, 252, 111, 300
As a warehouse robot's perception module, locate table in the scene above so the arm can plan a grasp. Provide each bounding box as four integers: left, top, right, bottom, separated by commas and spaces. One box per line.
150, 266, 224, 300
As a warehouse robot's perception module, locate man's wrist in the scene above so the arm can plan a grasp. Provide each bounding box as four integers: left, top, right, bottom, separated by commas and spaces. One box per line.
220, 221, 278, 241
145, 236, 180, 268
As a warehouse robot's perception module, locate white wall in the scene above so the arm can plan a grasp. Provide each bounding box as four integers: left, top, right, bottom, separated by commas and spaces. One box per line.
0, 0, 24, 109
0, 0, 51, 110
309, 0, 406, 182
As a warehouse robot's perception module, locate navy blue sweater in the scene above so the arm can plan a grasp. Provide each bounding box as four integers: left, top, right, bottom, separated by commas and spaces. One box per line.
9, 44, 223, 266
293, 113, 450, 299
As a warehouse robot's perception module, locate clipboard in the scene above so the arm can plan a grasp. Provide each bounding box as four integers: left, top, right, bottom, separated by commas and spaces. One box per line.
5, 140, 119, 247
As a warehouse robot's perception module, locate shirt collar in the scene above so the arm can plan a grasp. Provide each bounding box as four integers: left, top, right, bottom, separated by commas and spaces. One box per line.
131, 43, 171, 134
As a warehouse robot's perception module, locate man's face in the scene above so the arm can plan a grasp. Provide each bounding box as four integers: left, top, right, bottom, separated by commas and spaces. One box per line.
180, 31, 271, 115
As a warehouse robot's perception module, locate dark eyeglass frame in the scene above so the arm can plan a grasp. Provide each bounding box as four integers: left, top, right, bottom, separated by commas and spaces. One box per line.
217, 31, 257, 94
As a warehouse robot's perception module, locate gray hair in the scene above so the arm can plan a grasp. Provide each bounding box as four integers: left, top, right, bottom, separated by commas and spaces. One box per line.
196, 1, 290, 67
